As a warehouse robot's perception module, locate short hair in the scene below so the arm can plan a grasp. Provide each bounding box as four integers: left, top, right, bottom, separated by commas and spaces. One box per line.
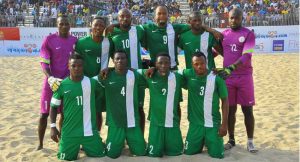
188, 11, 202, 21
154, 5, 169, 14
192, 52, 206, 61
113, 50, 127, 59
156, 52, 170, 62
57, 15, 69, 22
69, 52, 84, 61
92, 16, 107, 26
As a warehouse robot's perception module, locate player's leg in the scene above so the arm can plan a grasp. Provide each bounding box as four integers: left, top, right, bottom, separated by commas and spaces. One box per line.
126, 127, 146, 156
205, 127, 224, 158
165, 127, 184, 156
237, 75, 258, 153
82, 133, 106, 158
225, 77, 238, 149
57, 136, 80, 161
147, 124, 164, 157
37, 81, 52, 150
106, 126, 126, 159
138, 87, 146, 134
184, 124, 205, 155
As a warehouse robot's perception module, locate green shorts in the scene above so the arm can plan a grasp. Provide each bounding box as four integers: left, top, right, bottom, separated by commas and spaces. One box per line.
58, 134, 105, 161
147, 124, 183, 157
184, 124, 224, 158
106, 126, 146, 158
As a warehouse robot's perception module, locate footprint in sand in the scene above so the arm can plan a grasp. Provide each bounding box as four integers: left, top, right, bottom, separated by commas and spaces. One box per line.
10, 141, 20, 147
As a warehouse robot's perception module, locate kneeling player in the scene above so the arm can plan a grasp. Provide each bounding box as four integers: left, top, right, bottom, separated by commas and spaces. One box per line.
182, 52, 228, 158
138, 53, 184, 157
98, 50, 146, 159
50, 54, 106, 161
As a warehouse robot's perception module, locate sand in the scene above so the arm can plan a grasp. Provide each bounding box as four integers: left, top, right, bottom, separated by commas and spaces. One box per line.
0, 54, 299, 162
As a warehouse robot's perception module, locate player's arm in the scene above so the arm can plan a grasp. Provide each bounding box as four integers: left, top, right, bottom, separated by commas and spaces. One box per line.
217, 77, 229, 137
210, 33, 223, 57
202, 25, 223, 41
104, 23, 120, 36
49, 89, 62, 143
40, 37, 62, 92
177, 69, 187, 89
173, 24, 190, 34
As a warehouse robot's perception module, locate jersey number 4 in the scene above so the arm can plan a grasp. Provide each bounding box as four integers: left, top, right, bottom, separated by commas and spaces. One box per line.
121, 87, 126, 96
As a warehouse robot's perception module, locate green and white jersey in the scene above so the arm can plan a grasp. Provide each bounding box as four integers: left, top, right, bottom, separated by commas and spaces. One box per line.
75, 35, 110, 77
108, 26, 145, 69
142, 23, 190, 68
178, 30, 218, 69
182, 69, 228, 127
50, 76, 104, 137
139, 69, 184, 127
99, 70, 146, 128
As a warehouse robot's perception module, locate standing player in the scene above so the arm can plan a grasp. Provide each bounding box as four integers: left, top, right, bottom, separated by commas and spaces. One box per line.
138, 53, 184, 157
178, 12, 222, 69
216, 8, 258, 153
38, 15, 77, 150
75, 16, 110, 131
106, 9, 146, 133
142, 5, 221, 69
182, 52, 228, 158
99, 50, 146, 159
50, 54, 106, 161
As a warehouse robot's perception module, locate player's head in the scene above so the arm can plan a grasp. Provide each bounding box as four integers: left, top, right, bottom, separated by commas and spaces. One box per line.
155, 52, 170, 76
154, 5, 169, 27
57, 15, 70, 37
192, 52, 207, 75
229, 8, 243, 30
113, 50, 128, 70
91, 16, 106, 37
188, 12, 202, 31
68, 53, 84, 78
118, 9, 132, 29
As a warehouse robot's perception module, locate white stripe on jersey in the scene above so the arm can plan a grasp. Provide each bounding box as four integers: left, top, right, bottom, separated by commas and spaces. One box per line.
203, 72, 216, 127
81, 76, 93, 136
50, 98, 61, 106
126, 70, 136, 128
129, 26, 139, 69
101, 38, 110, 70
167, 24, 176, 68
200, 32, 209, 69
165, 72, 176, 127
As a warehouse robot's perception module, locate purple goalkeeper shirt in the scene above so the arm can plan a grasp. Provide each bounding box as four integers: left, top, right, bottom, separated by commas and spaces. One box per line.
222, 27, 255, 75
40, 33, 77, 79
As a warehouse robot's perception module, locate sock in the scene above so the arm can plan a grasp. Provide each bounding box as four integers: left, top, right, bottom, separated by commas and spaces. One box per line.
248, 138, 253, 144
229, 134, 235, 141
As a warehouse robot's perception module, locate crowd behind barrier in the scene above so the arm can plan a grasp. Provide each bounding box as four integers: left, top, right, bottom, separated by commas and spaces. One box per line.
0, 0, 298, 27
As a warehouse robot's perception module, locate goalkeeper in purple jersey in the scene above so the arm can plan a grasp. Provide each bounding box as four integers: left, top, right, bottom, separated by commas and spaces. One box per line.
38, 15, 77, 150
216, 8, 258, 153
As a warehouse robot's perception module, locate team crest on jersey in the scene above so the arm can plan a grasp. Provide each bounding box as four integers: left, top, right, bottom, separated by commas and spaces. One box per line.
239, 36, 245, 43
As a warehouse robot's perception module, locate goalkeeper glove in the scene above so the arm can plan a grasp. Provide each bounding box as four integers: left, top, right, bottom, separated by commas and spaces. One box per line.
214, 64, 236, 80
48, 76, 62, 92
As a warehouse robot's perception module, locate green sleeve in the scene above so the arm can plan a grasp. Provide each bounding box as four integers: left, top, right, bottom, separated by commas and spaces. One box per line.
177, 69, 187, 89
108, 37, 115, 59
135, 70, 147, 87
75, 41, 82, 55
216, 76, 228, 99
137, 25, 146, 48
50, 87, 63, 108
173, 24, 190, 34
209, 33, 218, 47
178, 35, 183, 49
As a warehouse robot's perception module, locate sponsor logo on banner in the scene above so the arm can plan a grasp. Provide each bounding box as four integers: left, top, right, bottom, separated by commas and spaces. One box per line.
70, 31, 88, 39
273, 40, 284, 51
255, 43, 264, 51
288, 40, 299, 50
255, 31, 288, 39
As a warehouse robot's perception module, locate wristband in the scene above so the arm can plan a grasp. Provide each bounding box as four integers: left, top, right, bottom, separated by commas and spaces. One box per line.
50, 123, 56, 128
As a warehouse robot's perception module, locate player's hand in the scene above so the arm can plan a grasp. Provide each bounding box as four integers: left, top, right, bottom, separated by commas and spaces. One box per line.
142, 58, 152, 69
218, 124, 227, 137
100, 68, 109, 80
213, 64, 236, 80
50, 127, 60, 143
48, 76, 62, 92
145, 67, 156, 78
